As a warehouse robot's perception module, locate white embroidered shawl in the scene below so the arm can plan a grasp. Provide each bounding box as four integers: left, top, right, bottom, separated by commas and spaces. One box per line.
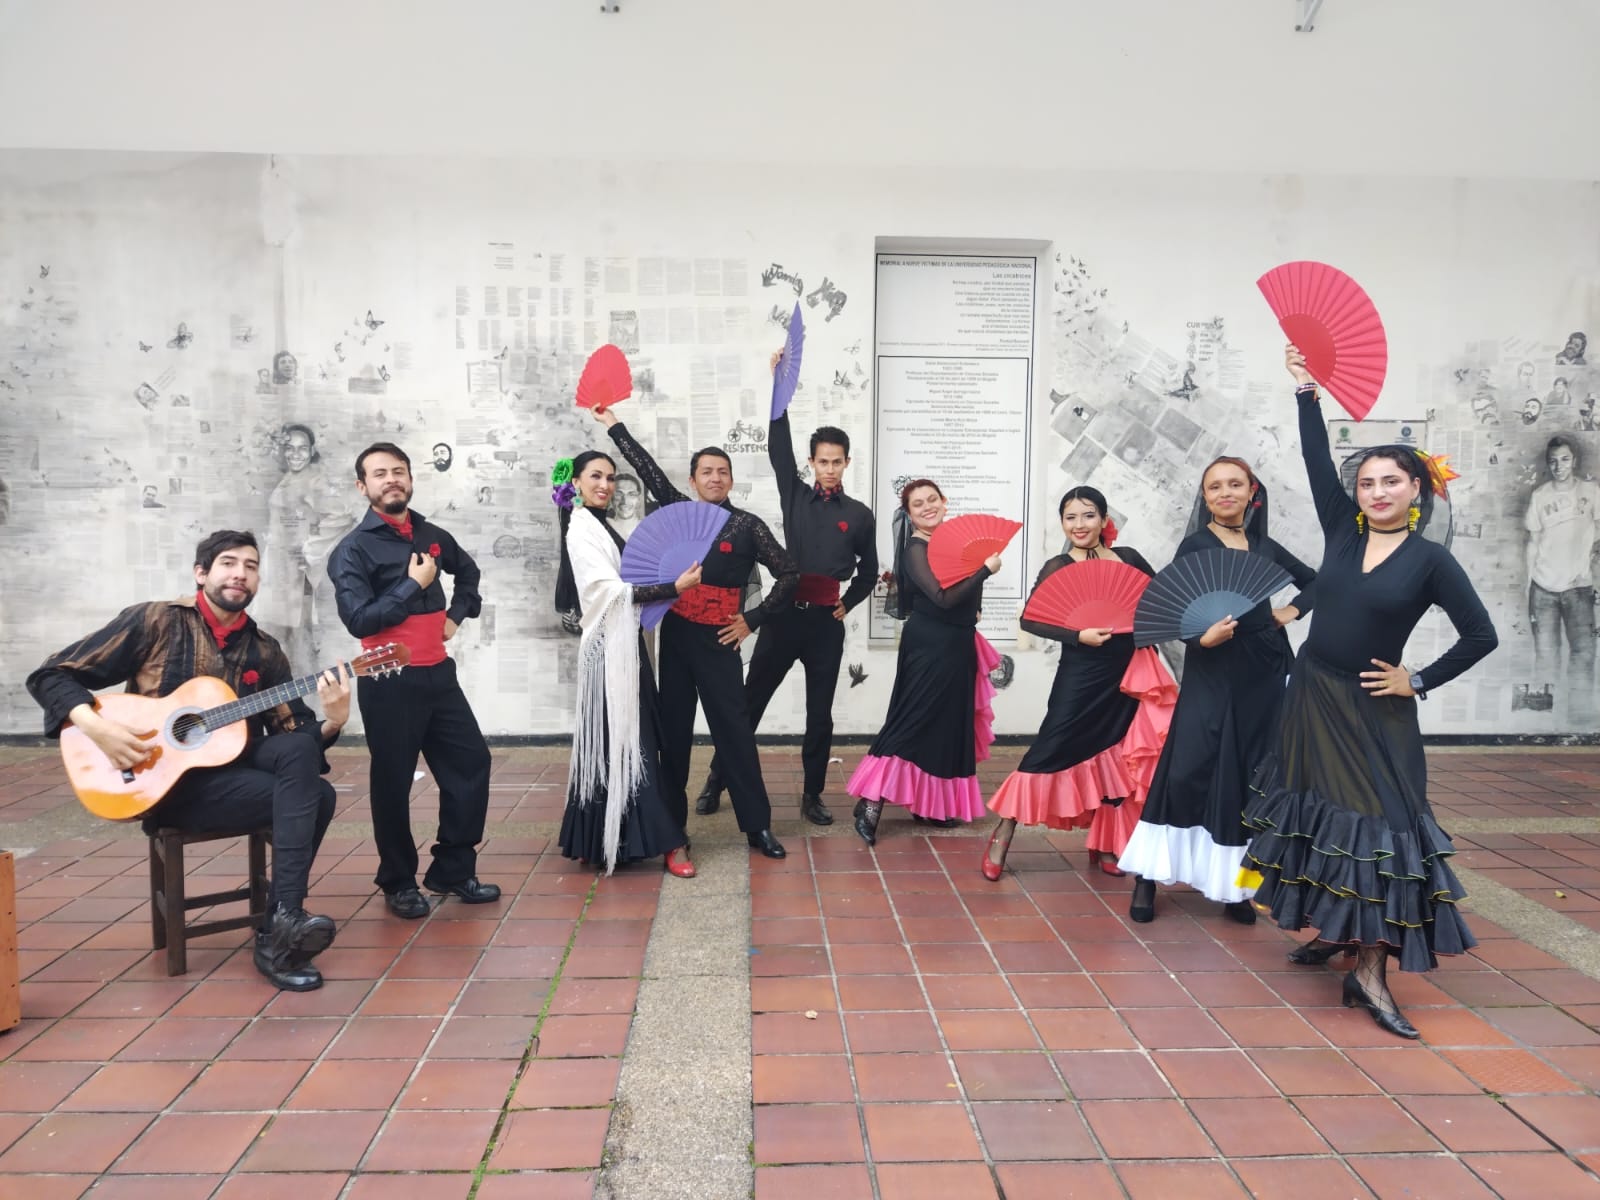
565, 506, 644, 874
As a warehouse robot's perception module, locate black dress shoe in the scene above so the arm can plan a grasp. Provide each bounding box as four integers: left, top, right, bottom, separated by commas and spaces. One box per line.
800, 793, 833, 826
254, 933, 323, 991
1129, 877, 1156, 924
386, 886, 431, 919
253, 904, 335, 992
747, 830, 787, 859
695, 776, 723, 815
1222, 900, 1258, 925
424, 876, 502, 904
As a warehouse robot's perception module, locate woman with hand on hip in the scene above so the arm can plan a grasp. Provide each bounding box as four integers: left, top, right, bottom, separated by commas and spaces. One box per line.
1243, 345, 1497, 1039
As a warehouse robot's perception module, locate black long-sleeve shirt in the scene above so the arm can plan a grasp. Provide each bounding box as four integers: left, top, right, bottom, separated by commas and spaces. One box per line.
26, 595, 330, 754
607, 422, 798, 630
1297, 387, 1498, 690
328, 509, 483, 639
1019, 547, 1157, 644
902, 537, 989, 626
768, 414, 878, 612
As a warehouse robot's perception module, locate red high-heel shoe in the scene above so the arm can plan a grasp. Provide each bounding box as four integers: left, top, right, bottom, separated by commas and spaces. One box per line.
980, 828, 1008, 881
1088, 850, 1125, 878
664, 848, 696, 878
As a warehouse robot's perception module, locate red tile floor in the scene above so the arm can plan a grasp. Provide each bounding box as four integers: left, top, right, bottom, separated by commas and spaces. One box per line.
0, 746, 1598, 1198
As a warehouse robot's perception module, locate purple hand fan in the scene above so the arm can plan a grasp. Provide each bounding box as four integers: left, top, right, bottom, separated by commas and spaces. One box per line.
770, 302, 806, 420
620, 501, 731, 630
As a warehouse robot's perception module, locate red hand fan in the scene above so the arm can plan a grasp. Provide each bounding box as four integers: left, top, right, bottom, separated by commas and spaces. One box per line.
1022, 558, 1150, 634
1256, 261, 1387, 420
927, 514, 1023, 588
575, 344, 633, 409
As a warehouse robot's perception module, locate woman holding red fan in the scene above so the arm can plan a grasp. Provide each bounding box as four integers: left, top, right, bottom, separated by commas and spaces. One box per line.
1241, 346, 1497, 1039
554, 450, 700, 878
847, 480, 1002, 845
982, 487, 1177, 880
1118, 458, 1317, 923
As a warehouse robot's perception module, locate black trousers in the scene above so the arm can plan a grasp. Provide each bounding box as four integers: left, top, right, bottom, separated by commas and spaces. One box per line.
154, 733, 336, 916
356, 658, 492, 893
658, 611, 772, 834
708, 604, 845, 797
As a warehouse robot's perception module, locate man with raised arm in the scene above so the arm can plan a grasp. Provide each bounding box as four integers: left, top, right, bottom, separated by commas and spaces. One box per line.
593, 406, 798, 858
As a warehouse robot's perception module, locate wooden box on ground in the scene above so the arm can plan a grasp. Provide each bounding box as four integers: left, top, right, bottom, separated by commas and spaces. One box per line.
0, 851, 18, 1034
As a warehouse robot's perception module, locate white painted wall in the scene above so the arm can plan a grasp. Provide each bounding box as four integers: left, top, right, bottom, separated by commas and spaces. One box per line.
1, 1, 1597, 180
1, 4, 1597, 739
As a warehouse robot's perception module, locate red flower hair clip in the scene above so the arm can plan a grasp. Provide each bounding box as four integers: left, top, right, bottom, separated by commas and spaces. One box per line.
1101, 517, 1119, 547
241, 670, 260, 686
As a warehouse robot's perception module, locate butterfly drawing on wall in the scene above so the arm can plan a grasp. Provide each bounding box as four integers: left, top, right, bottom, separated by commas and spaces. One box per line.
167, 322, 193, 350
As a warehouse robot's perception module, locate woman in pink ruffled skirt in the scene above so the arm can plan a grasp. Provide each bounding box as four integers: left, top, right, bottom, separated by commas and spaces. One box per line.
982, 487, 1176, 881
847, 479, 1002, 846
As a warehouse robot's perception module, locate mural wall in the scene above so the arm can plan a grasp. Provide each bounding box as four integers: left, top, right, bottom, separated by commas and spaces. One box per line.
1, 154, 1595, 738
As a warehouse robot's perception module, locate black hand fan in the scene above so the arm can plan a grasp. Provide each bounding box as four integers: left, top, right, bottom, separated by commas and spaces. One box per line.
1132, 549, 1294, 647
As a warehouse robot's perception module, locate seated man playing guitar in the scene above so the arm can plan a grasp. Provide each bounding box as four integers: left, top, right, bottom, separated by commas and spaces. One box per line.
25, 530, 352, 992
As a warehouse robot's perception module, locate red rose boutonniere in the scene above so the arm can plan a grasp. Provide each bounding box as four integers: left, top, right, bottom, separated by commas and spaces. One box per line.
428, 543, 442, 557
718, 541, 733, 553
241, 670, 260, 686
838, 521, 849, 532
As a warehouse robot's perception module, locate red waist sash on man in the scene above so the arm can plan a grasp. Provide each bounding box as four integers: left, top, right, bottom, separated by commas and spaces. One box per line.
794, 574, 841, 606
671, 584, 742, 626
364, 611, 448, 668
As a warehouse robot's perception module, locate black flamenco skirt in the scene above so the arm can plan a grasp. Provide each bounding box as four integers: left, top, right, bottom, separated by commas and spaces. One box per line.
1243, 649, 1476, 973
559, 639, 687, 866
845, 612, 988, 820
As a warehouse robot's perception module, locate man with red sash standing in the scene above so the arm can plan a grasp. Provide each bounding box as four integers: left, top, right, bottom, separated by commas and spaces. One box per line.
594, 408, 798, 858
694, 404, 876, 827
329, 442, 500, 918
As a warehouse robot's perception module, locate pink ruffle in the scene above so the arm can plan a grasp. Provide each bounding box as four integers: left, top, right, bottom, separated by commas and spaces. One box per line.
846, 754, 987, 821
974, 630, 1001, 765
986, 646, 1177, 857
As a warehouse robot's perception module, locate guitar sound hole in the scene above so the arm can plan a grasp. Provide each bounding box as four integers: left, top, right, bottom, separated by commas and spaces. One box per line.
171, 715, 208, 746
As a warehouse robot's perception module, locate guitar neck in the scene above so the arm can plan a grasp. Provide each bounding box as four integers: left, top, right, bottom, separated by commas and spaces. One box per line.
200, 663, 347, 729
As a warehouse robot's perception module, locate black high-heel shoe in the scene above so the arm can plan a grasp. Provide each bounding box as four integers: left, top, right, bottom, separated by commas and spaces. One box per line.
1341, 971, 1420, 1040
1129, 877, 1156, 924
1287, 938, 1352, 966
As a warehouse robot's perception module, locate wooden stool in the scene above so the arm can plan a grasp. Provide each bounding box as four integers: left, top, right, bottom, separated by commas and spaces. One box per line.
1, 851, 18, 1033
148, 827, 271, 976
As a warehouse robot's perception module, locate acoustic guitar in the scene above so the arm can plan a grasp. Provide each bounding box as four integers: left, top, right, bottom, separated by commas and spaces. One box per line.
62, 643, 409, 821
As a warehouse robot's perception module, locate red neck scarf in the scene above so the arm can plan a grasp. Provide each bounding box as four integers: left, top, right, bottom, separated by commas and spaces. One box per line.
377, 508, 414, 541
196, 589, 248, 648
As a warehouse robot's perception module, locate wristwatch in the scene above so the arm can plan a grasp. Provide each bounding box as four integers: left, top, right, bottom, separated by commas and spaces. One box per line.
1408, 671, 1428, 700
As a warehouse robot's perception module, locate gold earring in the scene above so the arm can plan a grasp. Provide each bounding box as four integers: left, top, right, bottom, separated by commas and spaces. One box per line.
1355, 511, 1366, 532
1407, 505, 1419, 531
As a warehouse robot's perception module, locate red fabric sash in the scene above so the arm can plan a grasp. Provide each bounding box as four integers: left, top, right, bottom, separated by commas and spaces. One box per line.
671, 584, 742, 626
794, 574, 841, 605
364, 611, 447, 667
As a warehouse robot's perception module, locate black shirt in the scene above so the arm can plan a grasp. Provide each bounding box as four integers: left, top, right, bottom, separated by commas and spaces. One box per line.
768, 414, 878, 611
607, 422, 798, 631
1296, 388, 1498, 691
328, 509, 483, 639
